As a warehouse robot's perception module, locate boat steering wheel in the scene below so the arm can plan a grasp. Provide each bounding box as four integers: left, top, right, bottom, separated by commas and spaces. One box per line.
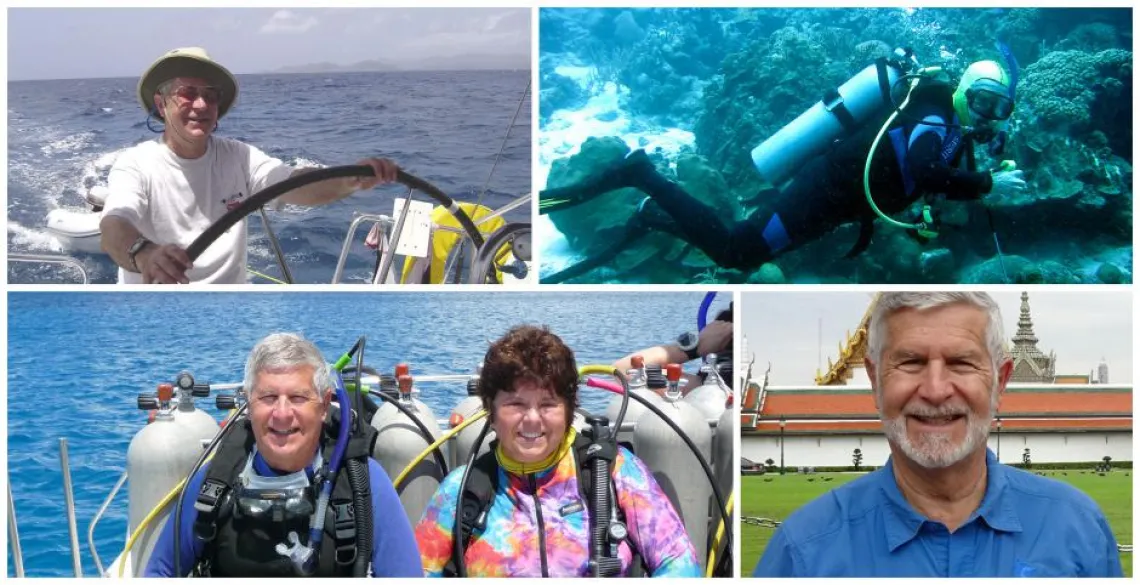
469, 222, 532, 284
186, 165, 486, 283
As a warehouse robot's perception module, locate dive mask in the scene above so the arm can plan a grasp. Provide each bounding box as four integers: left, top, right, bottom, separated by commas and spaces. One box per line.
234, 448, 321, 523
966, 79, 1014, 121
236, 485, 316, 522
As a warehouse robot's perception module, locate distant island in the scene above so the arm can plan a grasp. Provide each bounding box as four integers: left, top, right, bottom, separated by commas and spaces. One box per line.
267, 53, 530, 74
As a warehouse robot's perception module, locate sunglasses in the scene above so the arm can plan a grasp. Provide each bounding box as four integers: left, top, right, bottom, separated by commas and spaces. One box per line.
168, 85, 222, 106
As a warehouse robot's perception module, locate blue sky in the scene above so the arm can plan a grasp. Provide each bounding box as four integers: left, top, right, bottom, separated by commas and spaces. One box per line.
8, 7, 530, 80
741, 291, 1133, 385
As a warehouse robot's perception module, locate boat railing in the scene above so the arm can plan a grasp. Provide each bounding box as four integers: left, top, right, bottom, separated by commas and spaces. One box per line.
9, 253, 90, 284
331, 192, 531, 285
88, 471, 129, 576
8, 481, 26, 577
61, 438, 84, 577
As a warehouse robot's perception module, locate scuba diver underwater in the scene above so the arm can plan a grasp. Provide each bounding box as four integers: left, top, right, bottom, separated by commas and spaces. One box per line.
540, 44, 1029, 283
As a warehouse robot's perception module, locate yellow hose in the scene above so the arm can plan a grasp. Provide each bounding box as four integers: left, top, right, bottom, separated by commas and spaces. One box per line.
863, 67, 945, 233
578, 364, 620, 378
117, 409, 241, 577
117, 475, 189, 577
705, 490, 735, 577
393, 410, 489, 489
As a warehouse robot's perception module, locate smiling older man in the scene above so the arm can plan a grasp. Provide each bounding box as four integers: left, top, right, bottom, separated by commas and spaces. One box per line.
144, 333, 421, 577
753, 292, 1123, 578
100, 47, 400, 284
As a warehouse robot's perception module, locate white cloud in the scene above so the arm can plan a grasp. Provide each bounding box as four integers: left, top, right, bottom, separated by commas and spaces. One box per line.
483, 11, 512, 32
260, 10, 318, 34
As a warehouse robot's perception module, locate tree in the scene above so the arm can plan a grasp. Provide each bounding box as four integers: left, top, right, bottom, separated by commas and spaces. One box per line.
765, 458, 776, 473
1022, 448, 1032, 468
852, 448, 863, 471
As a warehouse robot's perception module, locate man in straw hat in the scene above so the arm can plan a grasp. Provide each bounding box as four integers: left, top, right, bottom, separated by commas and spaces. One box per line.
100, 47, 400, 284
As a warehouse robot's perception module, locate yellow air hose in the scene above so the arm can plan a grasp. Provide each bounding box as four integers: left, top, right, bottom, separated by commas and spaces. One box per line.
394, 409, 489, 489
863, 67, 945, 236
705, 490, 736, 577
579, 364, 620, 378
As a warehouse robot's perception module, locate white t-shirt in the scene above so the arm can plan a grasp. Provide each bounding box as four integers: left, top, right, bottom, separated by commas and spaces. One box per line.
102, 136, 294, 284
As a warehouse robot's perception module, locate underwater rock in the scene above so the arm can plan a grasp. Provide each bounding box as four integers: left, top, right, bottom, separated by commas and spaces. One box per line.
675, 154, 740, 222
918, 248, 955, 281
539, 62, 589, 119
613, 10, 646, 45
544, 137, 641, 253
939, 202, 971, 227
1096, 262, 1124, 284
1020, 48, 1132, 132
1057, 22, 1121, 53
748, 262, 786, 284
960, 254, 1034, 284
1033, 261, 1080, 284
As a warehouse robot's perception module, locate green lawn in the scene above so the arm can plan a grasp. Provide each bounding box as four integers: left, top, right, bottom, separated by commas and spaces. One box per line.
742, 470, 1132, 577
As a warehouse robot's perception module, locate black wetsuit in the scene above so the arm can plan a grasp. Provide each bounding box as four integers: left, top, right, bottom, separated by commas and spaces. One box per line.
633, 85, 995, 270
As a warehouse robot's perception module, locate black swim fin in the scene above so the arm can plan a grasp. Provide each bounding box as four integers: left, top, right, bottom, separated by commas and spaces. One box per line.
539, 150, 655, 214
844, 215, 875, 259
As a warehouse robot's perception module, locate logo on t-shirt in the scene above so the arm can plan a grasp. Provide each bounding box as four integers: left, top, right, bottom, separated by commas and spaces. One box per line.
222, 192, 245, 211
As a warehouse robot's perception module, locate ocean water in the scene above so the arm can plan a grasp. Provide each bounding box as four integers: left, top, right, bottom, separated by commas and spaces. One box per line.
7, 291, 729, 577
538, 8, 1132, 284
8, 70, 531, 284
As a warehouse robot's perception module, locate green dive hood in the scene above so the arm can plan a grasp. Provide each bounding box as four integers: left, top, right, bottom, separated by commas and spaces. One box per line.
952, 60, 1011, 126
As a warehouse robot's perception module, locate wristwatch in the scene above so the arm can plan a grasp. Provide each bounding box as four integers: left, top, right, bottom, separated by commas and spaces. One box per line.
127, 236, 152, 273
676, 331, 699, 361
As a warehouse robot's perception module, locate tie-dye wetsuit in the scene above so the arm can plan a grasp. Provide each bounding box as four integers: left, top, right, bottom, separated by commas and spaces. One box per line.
414, 433, 701, 577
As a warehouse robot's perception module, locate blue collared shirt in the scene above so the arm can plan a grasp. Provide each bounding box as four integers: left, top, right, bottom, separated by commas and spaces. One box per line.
753, 449, 1123, 577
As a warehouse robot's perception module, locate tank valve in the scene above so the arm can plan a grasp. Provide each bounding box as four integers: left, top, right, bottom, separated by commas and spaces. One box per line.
397, 374, 416, 407
216, 394, 238, 410
137, 393, 159, 411
664, 364, 683, 401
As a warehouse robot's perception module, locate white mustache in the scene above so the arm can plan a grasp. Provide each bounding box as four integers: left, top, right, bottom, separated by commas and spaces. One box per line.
904, 405, 969, 418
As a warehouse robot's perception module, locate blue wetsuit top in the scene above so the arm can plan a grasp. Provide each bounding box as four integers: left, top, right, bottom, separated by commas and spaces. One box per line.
144, 457, 423, 577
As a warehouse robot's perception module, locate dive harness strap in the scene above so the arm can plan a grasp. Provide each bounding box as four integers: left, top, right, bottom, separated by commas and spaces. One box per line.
443, 433, 635, 577
823, 56, 899, 136
190, 416, 375, 576
822, 87, 858, 134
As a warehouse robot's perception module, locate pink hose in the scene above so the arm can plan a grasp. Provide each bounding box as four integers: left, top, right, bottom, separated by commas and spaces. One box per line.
586, 377, 623, 395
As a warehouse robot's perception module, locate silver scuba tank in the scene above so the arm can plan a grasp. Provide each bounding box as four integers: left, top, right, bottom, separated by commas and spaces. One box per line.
710, 397, 736, 558
370, 364, 446, 525
750, 48, 913, 188
683, 353, 730, 421
449, 377, 492, 470
604, 355, 663, 447
632, 364, 714, 571
126, 379, 218, 575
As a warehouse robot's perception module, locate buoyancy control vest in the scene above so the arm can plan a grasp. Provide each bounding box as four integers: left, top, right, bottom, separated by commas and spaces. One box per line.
191, 417, 377, 577
443, 432, 640, 577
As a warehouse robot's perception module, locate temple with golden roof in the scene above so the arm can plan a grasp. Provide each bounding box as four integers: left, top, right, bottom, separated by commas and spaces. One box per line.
740, 292, 1132, 467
